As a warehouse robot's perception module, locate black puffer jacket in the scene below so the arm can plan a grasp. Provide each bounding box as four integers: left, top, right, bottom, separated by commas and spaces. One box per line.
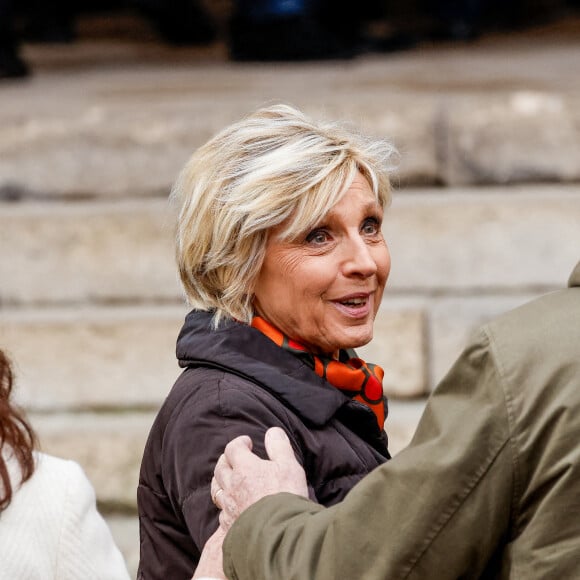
137, 310, 390, 579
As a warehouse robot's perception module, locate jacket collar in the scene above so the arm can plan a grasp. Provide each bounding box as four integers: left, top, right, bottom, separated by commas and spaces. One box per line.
568, 261, 580, 287
176, 310, 349, 427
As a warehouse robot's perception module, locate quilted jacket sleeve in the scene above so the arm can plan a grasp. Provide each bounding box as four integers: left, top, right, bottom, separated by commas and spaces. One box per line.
161, 370, 307, 554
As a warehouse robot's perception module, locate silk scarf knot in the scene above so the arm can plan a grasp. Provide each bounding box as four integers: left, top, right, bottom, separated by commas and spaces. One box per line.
251, 316, 386, 430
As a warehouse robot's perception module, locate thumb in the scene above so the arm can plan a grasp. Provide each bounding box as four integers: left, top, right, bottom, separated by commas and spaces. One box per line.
264, 427, 296, 463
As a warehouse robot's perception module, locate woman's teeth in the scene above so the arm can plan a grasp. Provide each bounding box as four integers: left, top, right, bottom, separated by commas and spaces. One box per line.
341, 297, 366, 306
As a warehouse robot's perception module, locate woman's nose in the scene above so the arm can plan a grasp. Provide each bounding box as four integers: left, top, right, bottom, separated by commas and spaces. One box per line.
342, 236, 377, 278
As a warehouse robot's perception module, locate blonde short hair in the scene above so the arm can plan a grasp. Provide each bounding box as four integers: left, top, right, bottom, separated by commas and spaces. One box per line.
172, 104, 397, 326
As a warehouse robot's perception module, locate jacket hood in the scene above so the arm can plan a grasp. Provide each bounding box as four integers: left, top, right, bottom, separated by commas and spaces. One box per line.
568, 261, 580, 287
176, 310, 350, 427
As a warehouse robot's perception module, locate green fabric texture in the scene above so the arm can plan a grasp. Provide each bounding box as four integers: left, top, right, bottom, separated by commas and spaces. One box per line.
224, 261, 580, 579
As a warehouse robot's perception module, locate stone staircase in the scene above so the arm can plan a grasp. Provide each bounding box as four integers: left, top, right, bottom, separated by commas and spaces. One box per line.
1, 15, 580, 576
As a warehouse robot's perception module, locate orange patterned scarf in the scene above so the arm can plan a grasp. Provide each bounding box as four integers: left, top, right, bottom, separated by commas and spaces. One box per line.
251, 316, 386, 430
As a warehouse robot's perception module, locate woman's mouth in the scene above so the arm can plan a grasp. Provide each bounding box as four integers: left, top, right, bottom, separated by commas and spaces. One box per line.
332, 294, 373, 318
339, 296, 367, 307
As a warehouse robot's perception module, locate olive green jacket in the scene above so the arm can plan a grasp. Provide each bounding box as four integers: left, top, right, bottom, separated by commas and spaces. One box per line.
224, 261, 580, 580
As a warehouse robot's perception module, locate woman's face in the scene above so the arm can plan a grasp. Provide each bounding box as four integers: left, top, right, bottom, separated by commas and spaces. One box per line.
253, 172, 391, 355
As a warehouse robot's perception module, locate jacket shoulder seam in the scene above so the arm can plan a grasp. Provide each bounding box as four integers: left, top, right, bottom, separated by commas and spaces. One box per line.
483, 325, 523, 535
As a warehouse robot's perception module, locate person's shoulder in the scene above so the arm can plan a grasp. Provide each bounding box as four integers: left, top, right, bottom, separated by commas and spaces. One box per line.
451, 284, 580, 383
35, 451, 78, 470
167, 365, 254, 404
485, 285, 580, 347
475, 285, 580, 385
38, 456, 130, 578
34, 452, 86, 481
6, 453, 95, 535
33, 453, 94, 501
153, 366, 226, 425
151, 367, 289, 451
173, 364, 283, 409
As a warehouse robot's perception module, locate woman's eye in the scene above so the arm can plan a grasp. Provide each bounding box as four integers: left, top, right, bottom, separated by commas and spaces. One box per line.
361, 217, 380, 235
306, 229, 330, 244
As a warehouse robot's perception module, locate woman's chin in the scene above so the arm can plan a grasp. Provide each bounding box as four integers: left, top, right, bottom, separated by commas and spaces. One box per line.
332, 329, 374, 352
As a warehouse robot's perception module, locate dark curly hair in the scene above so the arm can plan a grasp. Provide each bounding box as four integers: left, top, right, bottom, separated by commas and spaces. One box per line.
0, 349, 36, 511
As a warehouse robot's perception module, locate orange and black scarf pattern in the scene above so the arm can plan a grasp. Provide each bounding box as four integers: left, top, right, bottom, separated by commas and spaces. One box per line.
251, 316, 386, 430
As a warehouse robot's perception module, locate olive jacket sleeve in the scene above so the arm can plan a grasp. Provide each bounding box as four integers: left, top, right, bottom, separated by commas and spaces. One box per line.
223, 280, 580, 580
223, 327, 514, 579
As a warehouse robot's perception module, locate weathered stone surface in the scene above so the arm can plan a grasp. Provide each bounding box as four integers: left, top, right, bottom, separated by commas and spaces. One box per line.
14, 92, 578, 195
4, 92, 579, 196
428, 293, 542, 389
385, 187, 580, 291
9, 89, 580, 197
0, 107, 244, 198
2, 21, 579, 197
106, 515, 139, 580
385, 399, 427, 456
31, 412, 154, 508
3, 188, 578, 306
0, 200, 180, 304
2, 306, 186, 410
0, 98, 436, 198
3, 304, 428, 409
312, 100, 439, 185
358, 307, 427, 398
442, 94, 580, 185
12, 93, 578, 194
374, 291, 557, 393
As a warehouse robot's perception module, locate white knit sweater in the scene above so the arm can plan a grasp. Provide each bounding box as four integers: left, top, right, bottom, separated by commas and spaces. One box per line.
0, 451, 130, 580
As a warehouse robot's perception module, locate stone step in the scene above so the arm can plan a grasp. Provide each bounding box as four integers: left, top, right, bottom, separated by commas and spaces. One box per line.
385, 185, 580, 291
3, 186, 577, 401
1, 187, 578, 305
0, 290, 556, 413
2, 24, 580, 197
106, 515, 139, 580
1, 304, 425, 405
31, 412, 153, 510
0, 199, 180, 304
1, 95, 579, 197
2, 306, 185, 410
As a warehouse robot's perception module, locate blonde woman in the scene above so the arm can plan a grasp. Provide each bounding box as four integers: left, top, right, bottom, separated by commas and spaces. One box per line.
137, 104, 397, 579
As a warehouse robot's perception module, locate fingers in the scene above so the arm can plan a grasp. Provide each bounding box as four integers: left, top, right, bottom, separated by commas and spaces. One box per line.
210, 476, 224, 508
266, 427, 309, 498
213, 453, 229, 499
212, 429, 308, 534
218, 507, 234, 533
264, 427, 295, 463
223, 434, 253, 468
213, 434, 254, 506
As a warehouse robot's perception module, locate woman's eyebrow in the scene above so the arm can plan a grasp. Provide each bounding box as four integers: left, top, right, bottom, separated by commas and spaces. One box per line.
364, 200, 383, 211
316, 200, 382, 226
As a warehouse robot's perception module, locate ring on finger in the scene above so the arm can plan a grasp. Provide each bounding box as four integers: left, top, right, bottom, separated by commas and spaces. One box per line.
213, 487, 224, 505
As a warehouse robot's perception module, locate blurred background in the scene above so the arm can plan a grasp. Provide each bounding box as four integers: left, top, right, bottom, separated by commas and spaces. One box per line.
1, 0, 580, 575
